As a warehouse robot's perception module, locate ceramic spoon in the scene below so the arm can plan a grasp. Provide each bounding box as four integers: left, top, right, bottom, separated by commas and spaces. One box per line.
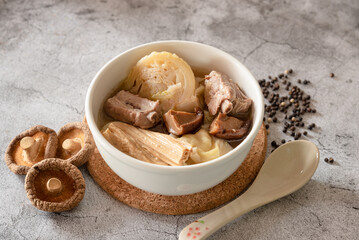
179, 140, 319, 240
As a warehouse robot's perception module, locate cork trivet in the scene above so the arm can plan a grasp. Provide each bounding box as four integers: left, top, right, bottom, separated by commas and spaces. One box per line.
86, 124, 266, 215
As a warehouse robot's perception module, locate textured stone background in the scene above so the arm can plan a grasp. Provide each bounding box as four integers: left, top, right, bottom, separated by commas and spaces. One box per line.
1, 0, 358, 239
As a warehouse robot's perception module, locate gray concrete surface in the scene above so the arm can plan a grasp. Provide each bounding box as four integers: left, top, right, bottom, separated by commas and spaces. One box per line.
1, 0, 358, 239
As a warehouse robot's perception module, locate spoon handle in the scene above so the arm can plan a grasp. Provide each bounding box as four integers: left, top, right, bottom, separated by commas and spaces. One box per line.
178, 192, 263, 240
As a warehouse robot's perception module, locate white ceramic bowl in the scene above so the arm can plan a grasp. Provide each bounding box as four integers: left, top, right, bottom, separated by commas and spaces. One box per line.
85, 40, 264, 196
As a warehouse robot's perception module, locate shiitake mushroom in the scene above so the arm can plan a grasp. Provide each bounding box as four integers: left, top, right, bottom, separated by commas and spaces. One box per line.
57, 122, 93, 167
25, 158, 85, 212
5, 125, 58, 175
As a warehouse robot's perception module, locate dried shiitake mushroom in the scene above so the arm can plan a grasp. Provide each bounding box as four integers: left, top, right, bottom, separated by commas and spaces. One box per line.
5, 125, 58, 175
57, 122, 93, 167
25, 158, 85, 212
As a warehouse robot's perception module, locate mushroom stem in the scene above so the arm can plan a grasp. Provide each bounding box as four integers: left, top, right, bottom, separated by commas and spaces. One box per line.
46, 178, 63, 195
62, 138, 82, 155
20, 136, 43, 164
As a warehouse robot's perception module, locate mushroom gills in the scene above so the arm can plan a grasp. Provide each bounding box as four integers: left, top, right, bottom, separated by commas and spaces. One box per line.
57, 122, 93, 167
5, 125, 58, 174
163, 108, 204, 136
20, 136, 44, 164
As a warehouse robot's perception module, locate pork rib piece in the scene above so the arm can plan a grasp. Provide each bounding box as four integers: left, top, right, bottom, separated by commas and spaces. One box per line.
104, 90, 161, 129
204, 71, 252, 117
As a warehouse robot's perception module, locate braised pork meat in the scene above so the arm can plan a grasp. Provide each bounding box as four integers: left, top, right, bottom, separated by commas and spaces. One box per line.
205, 71, 252, 118
104, 90, 161, 129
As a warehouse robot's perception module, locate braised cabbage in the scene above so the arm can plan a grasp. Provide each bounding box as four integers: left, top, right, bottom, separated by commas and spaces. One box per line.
121, 51, 201, 112
179, 129, 233, 164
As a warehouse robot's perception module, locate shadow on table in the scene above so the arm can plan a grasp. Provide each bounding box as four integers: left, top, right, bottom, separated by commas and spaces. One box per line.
37, 171, 358, 239
206, 179, 358, 240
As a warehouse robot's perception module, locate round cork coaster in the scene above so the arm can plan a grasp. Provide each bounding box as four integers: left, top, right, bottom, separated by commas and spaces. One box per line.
86, 124, 267, 215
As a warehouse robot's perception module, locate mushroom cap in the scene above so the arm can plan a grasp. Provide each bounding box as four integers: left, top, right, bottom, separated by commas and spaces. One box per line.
25, 158, 85, 212
4, 125, 58, 175
209, 113, 251, 140
163, 108, 204, 136
57, 122, 93, 167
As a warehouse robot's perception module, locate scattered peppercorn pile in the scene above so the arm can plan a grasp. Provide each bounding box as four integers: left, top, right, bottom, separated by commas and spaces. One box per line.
258, 69, 318, 149
258, 70, 335, 164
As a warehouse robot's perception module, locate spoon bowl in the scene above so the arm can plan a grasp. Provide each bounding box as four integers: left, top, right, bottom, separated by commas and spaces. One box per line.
179, 140, 319, 239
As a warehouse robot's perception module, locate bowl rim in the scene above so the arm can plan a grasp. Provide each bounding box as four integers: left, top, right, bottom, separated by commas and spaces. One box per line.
85, 40, 264, 172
